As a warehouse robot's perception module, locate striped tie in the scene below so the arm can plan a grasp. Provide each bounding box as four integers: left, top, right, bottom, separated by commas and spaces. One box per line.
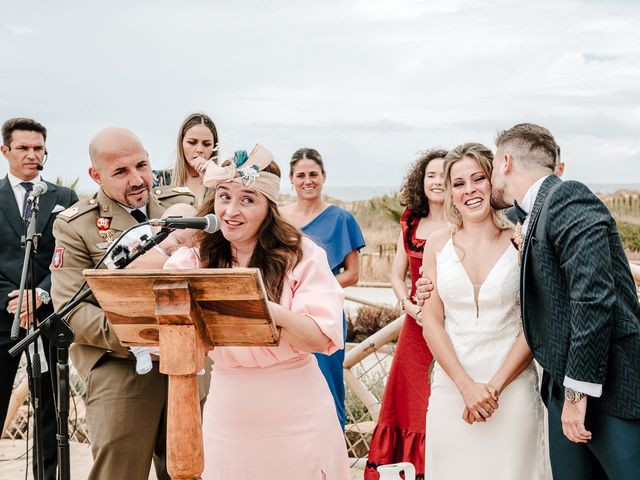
20, 182, 34, 222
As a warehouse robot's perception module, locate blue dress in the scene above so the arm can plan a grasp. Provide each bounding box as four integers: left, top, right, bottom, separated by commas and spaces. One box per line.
301, 205, 366, 428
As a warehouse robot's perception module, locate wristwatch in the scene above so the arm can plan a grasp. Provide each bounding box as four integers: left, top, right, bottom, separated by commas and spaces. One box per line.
564, 387, 586, 404
36, 288, 51, 305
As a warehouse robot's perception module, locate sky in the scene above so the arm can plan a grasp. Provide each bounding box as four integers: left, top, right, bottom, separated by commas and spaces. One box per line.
1, 0, 639, 195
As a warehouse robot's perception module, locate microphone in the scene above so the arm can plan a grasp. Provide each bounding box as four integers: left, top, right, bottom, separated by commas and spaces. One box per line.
26, 181, 48, 203
149, 214, 220, 234
36, 150, 48, 171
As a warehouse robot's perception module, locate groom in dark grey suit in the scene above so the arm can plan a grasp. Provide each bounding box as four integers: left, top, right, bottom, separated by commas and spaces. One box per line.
490, 123, 640, 479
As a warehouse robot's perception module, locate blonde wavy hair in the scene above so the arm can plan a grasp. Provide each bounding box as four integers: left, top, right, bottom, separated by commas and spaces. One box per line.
171, 113, 219, 188
443, 142, 511, 231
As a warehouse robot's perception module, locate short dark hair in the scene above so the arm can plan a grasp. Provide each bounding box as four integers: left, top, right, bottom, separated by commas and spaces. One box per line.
289, 147, 326, 176
2, 118, 47, 145
495, 123, 558, 171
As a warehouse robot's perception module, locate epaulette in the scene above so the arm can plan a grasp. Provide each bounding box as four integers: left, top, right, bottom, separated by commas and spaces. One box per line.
56, 196, 100, 222
152, 186, 196, 200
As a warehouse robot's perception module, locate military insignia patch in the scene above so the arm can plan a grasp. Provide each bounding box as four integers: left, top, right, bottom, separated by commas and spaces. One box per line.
96, 217, 118, 239
52, 247, 64, 269
99, 230, 118, 240
172, 186, 192, 194
96, 217, 111, 232
96, 217, 111, 231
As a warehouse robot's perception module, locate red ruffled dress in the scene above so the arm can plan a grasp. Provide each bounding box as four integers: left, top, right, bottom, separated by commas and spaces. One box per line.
364, 209, 434, 480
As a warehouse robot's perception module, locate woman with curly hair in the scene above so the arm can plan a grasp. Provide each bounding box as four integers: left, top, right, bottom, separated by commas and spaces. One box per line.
365, 148, 448, 479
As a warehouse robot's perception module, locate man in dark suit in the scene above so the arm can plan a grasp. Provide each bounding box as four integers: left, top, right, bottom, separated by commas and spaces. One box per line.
0, 117, 78, 480
491, 123, 640, 479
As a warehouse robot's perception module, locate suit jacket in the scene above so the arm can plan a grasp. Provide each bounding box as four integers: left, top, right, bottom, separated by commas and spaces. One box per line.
521, 175, 640, 419
50, 187, 195, 379
0, 175, 78, 333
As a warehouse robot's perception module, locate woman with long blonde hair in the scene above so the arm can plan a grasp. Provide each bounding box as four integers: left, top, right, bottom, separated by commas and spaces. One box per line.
152, 113, 219, 205
420, 143, 549, 479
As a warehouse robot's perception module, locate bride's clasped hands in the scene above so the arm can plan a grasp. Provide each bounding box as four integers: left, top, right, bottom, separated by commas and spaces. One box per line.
458, 380, 500, 424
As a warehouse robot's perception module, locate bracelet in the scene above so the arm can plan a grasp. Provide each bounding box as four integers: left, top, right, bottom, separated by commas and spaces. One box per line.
400, 296, 408, 311
415, 307, 422, 316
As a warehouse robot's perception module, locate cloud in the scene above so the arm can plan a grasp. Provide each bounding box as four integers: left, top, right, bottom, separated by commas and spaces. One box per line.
1, 0, 640, 192
4, 25, 37, 36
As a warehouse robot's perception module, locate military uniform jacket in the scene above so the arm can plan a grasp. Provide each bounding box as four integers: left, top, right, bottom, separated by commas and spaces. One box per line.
50, 186, 195, 379
521, 175, 640, 419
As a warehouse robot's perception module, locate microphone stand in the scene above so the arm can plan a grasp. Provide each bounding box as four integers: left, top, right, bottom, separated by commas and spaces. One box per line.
10, 197, 45, 480
9, 225, 173, 480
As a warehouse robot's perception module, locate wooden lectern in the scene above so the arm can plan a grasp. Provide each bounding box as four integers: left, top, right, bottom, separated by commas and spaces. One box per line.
83, 268, 279, 480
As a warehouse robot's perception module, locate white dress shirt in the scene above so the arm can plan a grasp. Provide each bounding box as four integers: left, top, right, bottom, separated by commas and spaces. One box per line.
520, 175, 602, 398
120, 204, 149, 219
7, 172, 42, 217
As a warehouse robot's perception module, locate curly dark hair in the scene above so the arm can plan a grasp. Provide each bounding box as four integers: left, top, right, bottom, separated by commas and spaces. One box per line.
195, 161, 303, 302
399, 148, 448, 217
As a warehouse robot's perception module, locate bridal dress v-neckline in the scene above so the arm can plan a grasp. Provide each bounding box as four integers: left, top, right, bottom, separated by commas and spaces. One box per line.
425, 238, 550, 479
448, 240, 512, 319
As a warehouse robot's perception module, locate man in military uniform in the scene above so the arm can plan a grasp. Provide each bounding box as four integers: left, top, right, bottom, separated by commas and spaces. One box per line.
50, 127, 195, 480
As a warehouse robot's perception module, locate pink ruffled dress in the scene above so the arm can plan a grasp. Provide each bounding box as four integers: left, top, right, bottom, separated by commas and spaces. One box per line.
164, 237, 350, 480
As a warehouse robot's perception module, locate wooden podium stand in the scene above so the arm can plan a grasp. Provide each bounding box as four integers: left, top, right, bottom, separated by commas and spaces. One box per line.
83, 268, 279, 480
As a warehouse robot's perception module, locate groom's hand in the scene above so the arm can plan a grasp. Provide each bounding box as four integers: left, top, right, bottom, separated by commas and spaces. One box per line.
561, 397, 592, 443
414, 277, 434, 307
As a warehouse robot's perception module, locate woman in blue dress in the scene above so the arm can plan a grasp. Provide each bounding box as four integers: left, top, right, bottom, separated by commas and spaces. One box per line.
281, 147, 365, 428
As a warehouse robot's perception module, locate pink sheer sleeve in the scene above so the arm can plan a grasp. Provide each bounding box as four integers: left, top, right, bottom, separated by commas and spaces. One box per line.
163, 247, 201, 269
282, 237, 345, 355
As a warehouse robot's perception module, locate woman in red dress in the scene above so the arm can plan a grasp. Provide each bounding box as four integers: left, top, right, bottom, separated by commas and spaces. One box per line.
365, 148, 448, 479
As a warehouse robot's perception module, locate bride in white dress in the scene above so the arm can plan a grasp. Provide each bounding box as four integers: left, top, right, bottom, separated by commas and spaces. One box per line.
420, 143, 549, 479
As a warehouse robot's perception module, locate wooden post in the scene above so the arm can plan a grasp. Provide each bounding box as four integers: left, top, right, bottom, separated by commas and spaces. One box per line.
2, 378, 28, 438
154, 281, 209, 480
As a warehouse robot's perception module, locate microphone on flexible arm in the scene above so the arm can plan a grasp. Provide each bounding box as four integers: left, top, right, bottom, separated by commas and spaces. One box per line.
148, 214, 220, 234
35, 150, 48, 171
26, 181, 48, 203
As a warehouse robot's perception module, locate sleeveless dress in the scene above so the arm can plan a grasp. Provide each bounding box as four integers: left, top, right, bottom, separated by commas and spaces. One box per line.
365, 209, 434, 480
164, 237, 351, 480
425, 238, 550, 479
302, 205, 365, 429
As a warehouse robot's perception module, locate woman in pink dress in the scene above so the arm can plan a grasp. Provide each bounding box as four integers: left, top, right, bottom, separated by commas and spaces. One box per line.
164, 145, 350, 480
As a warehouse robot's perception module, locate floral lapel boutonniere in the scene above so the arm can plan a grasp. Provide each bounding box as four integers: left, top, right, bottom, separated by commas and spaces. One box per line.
510, 223, 524, 265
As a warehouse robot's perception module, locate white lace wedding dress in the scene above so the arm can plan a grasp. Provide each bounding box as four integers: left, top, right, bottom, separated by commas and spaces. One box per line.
425, 239, 550, 479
